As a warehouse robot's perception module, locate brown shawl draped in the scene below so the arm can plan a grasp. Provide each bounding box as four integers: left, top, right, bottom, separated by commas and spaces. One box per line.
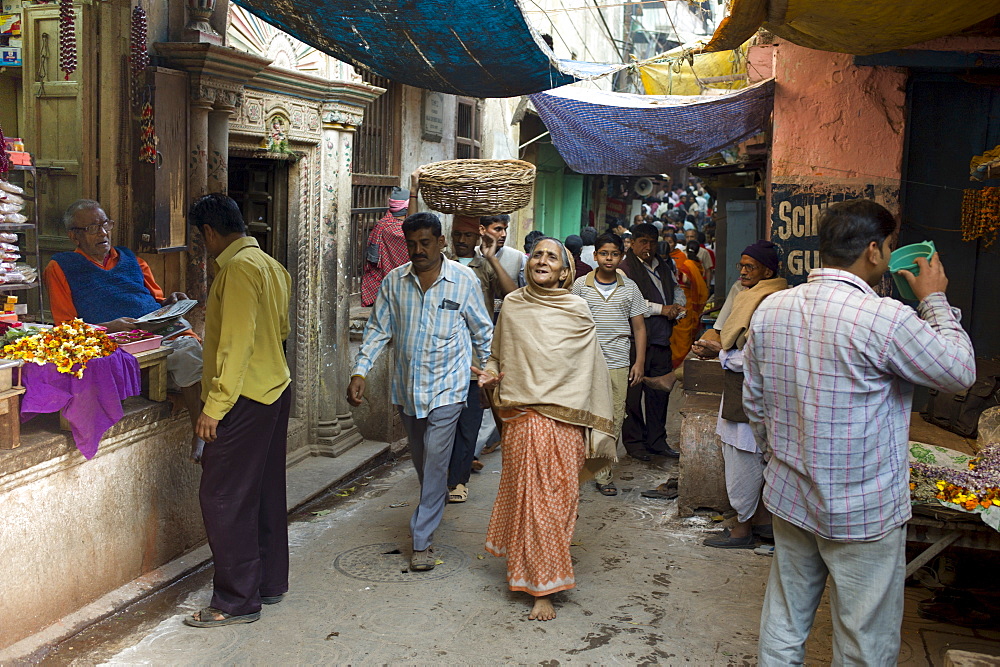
485, 282, 617, 481
720, 277, 789, 351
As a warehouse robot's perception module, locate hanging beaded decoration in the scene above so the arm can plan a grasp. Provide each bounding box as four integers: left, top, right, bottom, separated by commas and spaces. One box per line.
129, 3, 149, 108
960, 187, 1000, 248
58, 0, 77, 80
138, 95, 156, 164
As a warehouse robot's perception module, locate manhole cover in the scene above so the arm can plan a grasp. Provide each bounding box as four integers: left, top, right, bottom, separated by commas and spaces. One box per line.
333, 543, 468, 582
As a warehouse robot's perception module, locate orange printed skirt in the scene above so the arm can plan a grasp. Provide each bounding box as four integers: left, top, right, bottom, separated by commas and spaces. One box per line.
485, 409, 586, 596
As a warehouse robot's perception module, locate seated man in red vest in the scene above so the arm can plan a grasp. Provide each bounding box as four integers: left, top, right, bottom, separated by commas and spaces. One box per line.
43, 199, 204, 458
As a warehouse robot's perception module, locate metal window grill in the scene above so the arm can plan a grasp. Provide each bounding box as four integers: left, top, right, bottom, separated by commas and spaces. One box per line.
455, 98, 482, 159
350, 72, 402, 294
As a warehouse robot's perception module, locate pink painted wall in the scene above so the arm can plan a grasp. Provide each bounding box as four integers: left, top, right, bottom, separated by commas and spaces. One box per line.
769, 40, 907, 184
756, 39, 907, 282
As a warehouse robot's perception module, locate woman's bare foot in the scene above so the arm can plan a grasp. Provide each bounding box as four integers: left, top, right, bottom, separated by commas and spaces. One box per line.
529, 595, 556, 621
643, 372, 677, 393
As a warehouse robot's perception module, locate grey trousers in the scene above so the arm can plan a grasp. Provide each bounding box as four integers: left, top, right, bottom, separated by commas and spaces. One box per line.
399, 403, 463, 551
759, 516, 906, 666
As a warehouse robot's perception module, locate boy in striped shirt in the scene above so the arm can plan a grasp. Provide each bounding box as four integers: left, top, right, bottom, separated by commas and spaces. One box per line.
572, 233, 647, 495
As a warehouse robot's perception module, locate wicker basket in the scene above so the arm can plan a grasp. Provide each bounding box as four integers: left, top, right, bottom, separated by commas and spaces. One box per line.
418, 159, 536, 215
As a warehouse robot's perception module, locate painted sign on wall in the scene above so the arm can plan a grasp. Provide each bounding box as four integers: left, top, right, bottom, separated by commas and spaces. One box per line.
771, 183, 899, 284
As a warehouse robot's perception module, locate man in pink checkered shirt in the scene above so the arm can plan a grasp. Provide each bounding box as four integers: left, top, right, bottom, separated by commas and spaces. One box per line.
744, 200, 975, 665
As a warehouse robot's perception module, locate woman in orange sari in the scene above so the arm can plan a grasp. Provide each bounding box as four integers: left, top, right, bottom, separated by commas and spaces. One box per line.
668, 237, 709, 367
475, 238, 615, 622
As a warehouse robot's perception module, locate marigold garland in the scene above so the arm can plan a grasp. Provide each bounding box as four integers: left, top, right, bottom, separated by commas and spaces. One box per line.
0, 319, 118, 379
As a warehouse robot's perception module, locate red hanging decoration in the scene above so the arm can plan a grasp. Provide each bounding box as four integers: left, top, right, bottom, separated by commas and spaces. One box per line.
58, 0, 77, 80
129, 3, 149, 107
138, 100, 156, 164
0, 122, 10, 175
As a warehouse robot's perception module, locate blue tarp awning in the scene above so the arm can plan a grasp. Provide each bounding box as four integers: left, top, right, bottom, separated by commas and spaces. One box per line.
530, 79, 776, 175
232, 0, 620, 97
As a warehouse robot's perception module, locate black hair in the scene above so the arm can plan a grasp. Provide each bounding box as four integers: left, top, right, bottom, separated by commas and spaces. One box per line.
631, 222, 659, 242
818, 200, 897, 267
480, 214, 510, 226
595, 232, 624, 253
188, 194, 247, 235
698, 231, 707, 244
524, 229, 544, 253
580, 226, 598, 245
401, 211, 442, 237
685, 240, 700, 260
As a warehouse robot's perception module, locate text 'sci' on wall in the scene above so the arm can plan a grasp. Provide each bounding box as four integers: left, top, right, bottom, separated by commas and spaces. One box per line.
770, 184, 899, 285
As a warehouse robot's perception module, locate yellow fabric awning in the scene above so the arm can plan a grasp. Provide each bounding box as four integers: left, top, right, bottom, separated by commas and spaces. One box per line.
705, 0, 1000, 55
640, 43, 749, 96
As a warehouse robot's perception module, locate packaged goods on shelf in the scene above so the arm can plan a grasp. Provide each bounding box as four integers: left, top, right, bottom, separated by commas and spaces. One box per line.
13, 262, 35, 282
0, 202, 22, 214
0, 192, 24, 206
0, 233, 17, 242
0, 213, 28, 224
0, 180, 24, 195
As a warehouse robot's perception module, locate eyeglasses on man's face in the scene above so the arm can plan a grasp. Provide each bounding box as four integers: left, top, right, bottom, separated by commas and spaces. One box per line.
736, 262, 762, 274
70, 220, 115, 235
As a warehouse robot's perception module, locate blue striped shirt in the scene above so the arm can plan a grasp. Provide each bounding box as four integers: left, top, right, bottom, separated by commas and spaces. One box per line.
351, 256, 493, 418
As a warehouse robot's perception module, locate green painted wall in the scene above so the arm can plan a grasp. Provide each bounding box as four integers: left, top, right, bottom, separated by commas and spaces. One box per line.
534, 143, 584, 242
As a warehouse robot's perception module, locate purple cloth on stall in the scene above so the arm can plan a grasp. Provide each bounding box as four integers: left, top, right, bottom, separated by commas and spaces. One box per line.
20, 348, 142, 459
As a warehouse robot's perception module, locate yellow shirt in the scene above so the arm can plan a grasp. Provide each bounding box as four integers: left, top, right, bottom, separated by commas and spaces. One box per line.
201, 236, 292, 420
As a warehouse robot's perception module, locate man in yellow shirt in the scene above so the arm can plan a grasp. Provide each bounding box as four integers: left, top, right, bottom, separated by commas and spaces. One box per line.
183, 194, 292, 629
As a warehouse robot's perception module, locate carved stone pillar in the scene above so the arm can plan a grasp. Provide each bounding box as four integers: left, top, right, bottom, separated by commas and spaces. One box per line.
185, 90, 215, 331
312, 106, 363, 456
208, 93, 239, 193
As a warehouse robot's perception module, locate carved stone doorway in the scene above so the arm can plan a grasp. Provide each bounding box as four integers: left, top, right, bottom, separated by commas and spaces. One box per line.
228, 156, 290, 267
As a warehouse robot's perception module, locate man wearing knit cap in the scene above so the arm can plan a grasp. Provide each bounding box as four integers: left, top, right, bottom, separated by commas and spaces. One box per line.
445, 215, 516, 504
360, 186, 410, 307
684, 240, 785, 550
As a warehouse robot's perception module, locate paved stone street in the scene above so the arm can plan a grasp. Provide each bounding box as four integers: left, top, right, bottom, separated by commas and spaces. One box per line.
37, 432, 1000, 665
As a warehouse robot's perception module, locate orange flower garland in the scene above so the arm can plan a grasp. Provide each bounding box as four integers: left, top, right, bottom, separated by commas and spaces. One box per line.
1, 319, 118, 379
911, 444, 1000, 513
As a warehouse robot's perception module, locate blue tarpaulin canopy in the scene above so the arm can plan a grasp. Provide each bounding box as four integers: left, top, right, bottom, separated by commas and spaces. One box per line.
530, 79, 775, 175
231, 0, 619, 97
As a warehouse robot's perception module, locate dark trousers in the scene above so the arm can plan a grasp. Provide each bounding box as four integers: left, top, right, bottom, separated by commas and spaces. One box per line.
623, 342, 672, 455
199, 386, 292, 616
448, 381, 483, 488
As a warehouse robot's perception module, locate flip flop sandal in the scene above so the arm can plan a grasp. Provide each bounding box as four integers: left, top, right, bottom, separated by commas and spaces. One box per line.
640, 485, 678, 499
448, 484, 469, 503
703, 533, 756, 549
596, 482, 619, 496
410, 548, 436, 571
184, 607, 261, 628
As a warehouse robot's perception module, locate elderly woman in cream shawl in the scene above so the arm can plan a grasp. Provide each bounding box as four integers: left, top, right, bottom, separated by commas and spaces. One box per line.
475, 237, 616, 621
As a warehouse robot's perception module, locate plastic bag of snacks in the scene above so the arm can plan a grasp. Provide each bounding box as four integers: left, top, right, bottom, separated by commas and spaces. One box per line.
0, 180, 25, 195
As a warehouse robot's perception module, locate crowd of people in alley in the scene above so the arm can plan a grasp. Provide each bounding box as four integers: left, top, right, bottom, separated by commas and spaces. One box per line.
152, 174, 975, 666
337, 175, 977, 663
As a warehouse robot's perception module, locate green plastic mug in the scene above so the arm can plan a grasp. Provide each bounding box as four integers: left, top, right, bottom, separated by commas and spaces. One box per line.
889, 240, 936, 301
